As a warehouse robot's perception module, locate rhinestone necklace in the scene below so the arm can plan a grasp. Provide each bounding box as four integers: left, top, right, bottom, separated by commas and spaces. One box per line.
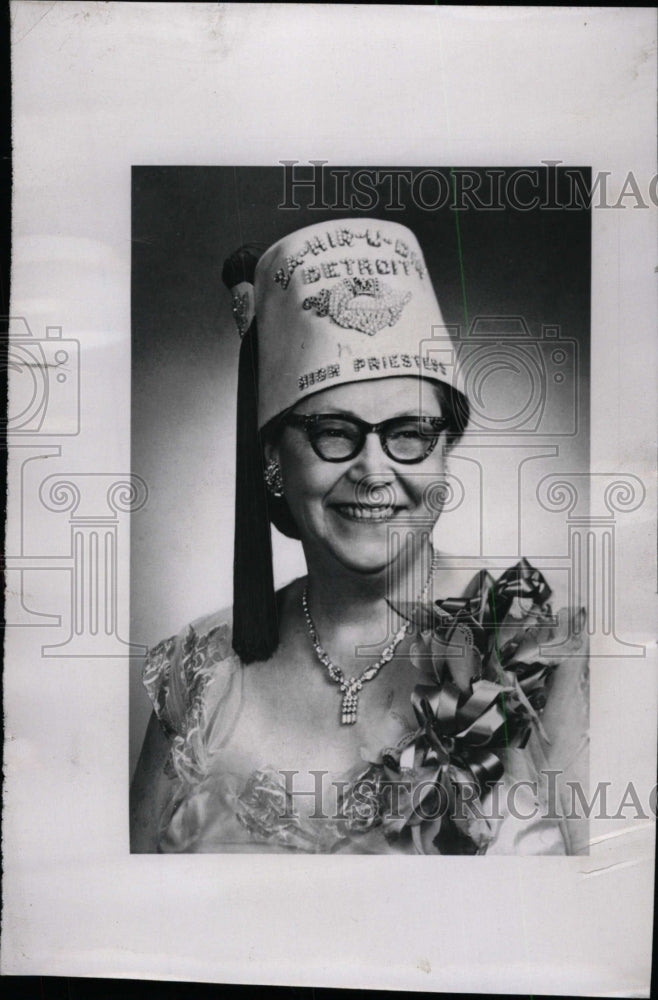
302, 551, 441, 725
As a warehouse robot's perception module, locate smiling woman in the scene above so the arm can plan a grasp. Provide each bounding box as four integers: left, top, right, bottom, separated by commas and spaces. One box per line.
267, 381, 449, 574
130, 218, 588, 855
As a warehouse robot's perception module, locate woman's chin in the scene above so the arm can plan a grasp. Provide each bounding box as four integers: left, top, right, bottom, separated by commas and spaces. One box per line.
326, 539, 401, 577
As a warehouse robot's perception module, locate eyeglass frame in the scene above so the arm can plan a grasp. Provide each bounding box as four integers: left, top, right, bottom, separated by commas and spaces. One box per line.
282, 412, 449, 464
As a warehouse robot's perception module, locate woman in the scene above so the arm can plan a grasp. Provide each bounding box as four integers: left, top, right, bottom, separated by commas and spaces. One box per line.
130, 219, 588, 855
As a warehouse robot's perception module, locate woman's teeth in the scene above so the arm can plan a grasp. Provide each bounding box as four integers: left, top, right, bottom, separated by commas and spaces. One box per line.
335, 504, 398, 521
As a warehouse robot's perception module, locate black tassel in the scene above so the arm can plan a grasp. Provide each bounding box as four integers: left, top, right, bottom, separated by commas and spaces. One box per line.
221, 246, 259, 290
232, 320, 279, 663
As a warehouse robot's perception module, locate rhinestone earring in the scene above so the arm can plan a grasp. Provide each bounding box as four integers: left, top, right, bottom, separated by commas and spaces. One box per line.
264, 459, 284, 498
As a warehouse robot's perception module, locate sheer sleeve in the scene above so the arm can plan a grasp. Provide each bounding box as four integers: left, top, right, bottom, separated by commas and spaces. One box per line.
143, 631, 187, 738
142, 615, 243, 785
527, 645, 590, 854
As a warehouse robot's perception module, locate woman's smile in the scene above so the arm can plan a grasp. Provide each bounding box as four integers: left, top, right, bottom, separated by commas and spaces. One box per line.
331, 502, 406, 523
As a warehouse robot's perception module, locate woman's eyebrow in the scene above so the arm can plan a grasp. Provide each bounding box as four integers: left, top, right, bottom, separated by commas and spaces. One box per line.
300, 407, 358, 417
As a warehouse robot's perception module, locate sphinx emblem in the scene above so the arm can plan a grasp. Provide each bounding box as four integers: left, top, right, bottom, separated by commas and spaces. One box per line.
303, 277, 412, 336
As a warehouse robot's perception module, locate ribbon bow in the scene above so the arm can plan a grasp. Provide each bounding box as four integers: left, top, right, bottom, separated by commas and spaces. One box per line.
433, 557, 552, 662
385, 560, 563, 854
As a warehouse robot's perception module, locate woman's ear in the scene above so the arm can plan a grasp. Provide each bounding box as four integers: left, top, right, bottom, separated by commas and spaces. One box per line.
262, 437, 280, 466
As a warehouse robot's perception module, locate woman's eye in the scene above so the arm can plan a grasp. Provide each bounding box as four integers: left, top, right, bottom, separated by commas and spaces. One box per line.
316, 424, 353, 440
390, 425, 423, 440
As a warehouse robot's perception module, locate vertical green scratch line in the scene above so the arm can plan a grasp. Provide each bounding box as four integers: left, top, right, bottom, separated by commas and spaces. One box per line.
450, 167, 469, 334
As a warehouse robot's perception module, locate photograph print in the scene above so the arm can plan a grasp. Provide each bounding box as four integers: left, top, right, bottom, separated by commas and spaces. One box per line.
129, 164, 590, 856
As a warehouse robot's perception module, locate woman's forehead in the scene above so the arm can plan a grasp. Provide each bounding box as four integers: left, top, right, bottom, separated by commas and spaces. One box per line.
292, 377, 444, 418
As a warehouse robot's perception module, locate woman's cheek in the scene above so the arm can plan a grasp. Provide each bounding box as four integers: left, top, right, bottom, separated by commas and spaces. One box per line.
410, 466, 447, 520
284, 480, 323, 535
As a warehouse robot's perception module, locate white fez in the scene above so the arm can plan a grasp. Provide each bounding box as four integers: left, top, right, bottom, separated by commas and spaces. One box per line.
254, 219, 458, 428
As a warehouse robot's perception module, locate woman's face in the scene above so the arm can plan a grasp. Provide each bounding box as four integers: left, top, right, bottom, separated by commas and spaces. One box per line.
266, 378, 448, 576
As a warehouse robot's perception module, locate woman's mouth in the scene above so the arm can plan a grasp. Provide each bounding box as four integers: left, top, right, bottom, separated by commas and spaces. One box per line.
332, 504, 402, 522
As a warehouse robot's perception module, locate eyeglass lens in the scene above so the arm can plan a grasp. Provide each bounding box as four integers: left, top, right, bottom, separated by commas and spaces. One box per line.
307, 417, 441, 462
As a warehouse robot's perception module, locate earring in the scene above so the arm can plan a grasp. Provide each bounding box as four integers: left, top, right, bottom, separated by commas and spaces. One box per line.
264, 459, 284, 498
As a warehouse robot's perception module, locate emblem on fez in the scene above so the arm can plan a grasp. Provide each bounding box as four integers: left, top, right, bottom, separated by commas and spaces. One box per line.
302, 277, 412, 336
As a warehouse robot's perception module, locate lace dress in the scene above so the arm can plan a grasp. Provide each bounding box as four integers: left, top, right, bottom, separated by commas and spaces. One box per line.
142, 569, 589, 855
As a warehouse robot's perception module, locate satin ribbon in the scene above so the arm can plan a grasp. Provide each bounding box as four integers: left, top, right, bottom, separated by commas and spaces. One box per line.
434, 558, 552, 660
388, 559, 556, 853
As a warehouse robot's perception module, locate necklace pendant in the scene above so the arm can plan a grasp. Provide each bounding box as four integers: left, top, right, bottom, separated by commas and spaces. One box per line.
341, 689, 359, 725
302, 561, 438, 729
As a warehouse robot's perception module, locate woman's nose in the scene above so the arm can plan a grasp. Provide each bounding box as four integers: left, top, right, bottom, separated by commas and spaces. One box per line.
345, 432, 396, 483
